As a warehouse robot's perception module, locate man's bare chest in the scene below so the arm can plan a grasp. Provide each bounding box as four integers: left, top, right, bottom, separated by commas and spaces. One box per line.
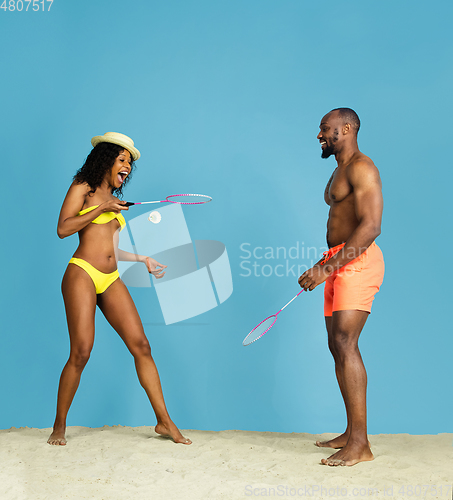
325, 168, 352, 204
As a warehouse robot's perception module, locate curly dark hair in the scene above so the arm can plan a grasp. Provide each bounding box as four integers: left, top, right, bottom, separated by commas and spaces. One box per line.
73, 142, 136, 197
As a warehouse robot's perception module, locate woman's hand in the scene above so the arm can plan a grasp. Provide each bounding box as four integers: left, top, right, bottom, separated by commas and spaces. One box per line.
100, 198, 129, 214
143, 257, 167, 279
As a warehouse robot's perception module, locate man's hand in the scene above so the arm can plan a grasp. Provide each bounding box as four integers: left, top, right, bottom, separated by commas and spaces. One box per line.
298, 264, 332, 291
144, 257, 167, 279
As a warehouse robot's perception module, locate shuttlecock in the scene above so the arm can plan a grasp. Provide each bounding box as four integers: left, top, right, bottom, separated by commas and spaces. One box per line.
148, 211, 162, 224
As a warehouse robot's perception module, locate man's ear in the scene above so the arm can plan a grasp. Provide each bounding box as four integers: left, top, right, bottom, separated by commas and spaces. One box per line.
343, 123, 351, 135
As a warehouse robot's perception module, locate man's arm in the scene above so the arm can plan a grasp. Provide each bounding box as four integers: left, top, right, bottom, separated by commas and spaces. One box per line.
299, 161, 383, 290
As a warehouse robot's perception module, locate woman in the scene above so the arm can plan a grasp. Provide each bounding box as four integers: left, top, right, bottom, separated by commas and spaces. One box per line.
48, 132, 191, 446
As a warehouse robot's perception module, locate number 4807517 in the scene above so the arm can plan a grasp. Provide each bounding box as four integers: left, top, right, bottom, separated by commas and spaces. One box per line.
1, 0, 54, 11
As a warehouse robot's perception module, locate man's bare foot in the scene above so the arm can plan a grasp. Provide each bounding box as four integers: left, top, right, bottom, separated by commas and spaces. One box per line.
315, 433, 371, 449
47, 428, 67, 446
155, 422, 191, 445
321, 440, 374, 467
316, 432, 349, 449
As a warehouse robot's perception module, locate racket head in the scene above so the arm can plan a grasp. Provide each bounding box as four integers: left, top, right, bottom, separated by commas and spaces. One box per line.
242, 315, 277, 346
165, 193, 212, 205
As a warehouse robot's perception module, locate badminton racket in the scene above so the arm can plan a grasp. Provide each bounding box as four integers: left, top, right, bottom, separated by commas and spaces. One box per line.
243, 290, 305, 346
125, 193, 212, 207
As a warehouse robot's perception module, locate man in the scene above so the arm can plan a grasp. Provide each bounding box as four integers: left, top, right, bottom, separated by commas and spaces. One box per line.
298, 108, 384, 467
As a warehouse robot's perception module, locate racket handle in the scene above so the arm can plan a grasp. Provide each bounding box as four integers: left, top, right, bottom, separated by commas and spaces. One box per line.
124, 202, 136, 207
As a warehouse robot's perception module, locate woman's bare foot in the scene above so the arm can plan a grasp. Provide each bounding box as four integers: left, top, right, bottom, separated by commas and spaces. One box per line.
155, 422, 191, 445
47, 427, 67, 446
321, 440, 374, 466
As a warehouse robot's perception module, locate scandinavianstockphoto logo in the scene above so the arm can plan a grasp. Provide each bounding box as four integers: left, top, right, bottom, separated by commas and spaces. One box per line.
239, 242, 328, 278
239, 242, 372, 278
244, 483, 453, 498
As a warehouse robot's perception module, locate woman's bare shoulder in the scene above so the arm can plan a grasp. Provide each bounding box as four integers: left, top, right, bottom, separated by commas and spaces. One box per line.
68, 180, 91, 195
60, 181, 92, 214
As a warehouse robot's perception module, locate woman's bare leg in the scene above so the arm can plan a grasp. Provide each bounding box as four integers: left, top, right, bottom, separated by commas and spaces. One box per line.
48, 265, 97, 445
97, 278, 191, 444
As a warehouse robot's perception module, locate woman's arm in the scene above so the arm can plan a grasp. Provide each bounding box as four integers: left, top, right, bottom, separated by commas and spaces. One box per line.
116, 248, 167, 279
57, 182, 128, 239
117, 248, 145, 262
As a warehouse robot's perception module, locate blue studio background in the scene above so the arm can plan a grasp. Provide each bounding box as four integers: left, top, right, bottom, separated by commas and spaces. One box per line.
0, 1, 451, 435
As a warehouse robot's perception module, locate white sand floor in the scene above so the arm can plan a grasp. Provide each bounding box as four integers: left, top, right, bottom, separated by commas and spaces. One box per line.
0, 427, 451, 500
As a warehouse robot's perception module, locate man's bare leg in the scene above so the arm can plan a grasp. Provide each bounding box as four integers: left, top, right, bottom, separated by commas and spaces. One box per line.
316, 316, 351, 449
316, 316, 371, 449
320, 310, 374, 466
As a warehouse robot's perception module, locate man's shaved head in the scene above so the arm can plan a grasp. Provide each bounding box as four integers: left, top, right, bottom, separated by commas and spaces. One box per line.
318, 108, 361, 159
329, 108, 360, 134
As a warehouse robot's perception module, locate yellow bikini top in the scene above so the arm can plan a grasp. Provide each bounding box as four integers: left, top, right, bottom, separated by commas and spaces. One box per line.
78, 205, 126, 231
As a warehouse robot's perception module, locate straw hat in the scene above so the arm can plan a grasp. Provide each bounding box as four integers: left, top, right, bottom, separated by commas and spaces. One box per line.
91, 132, 140, 160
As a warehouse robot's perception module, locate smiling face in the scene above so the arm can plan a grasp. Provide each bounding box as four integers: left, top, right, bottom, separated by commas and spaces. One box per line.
110, 149, 132, 188
317, 111, 344, 159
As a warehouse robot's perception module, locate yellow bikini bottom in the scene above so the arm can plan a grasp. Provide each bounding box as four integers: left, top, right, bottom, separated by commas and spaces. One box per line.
69, 258, 119, 294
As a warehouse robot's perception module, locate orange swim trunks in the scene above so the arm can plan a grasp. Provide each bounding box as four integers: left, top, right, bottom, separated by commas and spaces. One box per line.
322, 241, 384, 316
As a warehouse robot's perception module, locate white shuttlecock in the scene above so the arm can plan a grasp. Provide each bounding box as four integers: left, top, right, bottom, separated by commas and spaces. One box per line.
148, 211, 162, 224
